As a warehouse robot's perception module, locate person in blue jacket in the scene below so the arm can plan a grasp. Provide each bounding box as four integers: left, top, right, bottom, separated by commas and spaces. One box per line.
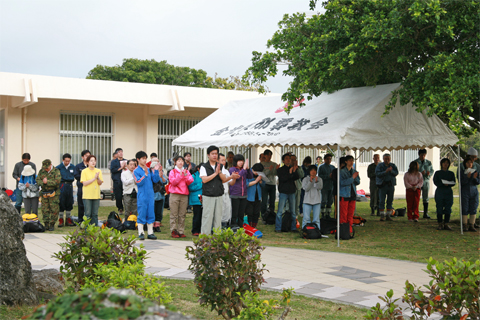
134, 151, 161, 240
246, 163, 266, 228
458, 156, 479, 232
340, 155, 360, 232
56, 153, 76, 227
188, 164, 203, 236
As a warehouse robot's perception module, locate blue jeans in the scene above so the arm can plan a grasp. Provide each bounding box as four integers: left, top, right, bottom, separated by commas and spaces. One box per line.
83, 199, 100, 226
378, 185, 395, 210
275, 193, 296, 231
15, 188, 23, 211
303, 203, 321, 229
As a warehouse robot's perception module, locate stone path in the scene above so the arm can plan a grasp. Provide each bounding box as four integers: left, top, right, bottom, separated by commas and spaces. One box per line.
24, 233, 441, 319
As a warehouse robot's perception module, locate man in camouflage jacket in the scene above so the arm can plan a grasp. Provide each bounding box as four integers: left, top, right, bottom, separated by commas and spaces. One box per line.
36, 159, 61, 231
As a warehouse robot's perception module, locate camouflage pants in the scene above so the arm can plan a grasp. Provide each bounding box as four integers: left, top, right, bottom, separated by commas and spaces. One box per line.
42, 194, 60, 227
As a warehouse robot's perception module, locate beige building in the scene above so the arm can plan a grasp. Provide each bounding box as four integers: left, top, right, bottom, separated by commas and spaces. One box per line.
0, 72, 275, 190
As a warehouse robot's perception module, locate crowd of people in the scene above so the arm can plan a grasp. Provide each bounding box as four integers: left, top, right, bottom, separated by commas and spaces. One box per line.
12, 145, 479, 238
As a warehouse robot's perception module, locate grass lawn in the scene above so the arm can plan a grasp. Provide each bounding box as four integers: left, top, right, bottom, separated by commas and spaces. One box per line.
0, 278, 368, 320
38, 193, 479, 264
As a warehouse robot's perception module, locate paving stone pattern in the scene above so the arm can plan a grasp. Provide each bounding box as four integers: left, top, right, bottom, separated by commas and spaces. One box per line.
25, 233, 442, 319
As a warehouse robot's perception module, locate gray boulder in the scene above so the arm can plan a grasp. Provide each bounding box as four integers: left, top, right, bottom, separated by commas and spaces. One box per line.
32, 269, 65, 295
0, 190, 38, 305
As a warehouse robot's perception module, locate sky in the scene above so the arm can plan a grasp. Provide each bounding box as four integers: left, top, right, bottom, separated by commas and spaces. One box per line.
0, 0, 317, 93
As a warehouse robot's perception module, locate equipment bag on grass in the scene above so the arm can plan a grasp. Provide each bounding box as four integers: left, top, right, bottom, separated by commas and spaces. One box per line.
265, 208, 276, 225
281, 211, 292, 232
302, 223, 322, 239
320, 217, 337, 235
352, 215, 367, 226
335, 223, 355, 240
123, 214, 137, 230
23, 220, 45, 233
102, 211, 126, 233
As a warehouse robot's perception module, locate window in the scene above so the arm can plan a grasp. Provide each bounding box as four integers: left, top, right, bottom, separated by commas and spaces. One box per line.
391, 149, 418, 172
280, 146, 324, 164
158, 117, 252, 167
358, 150, 373, 164
59, 113, 113, 170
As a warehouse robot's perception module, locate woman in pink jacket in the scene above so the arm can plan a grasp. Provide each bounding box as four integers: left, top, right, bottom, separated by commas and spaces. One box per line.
168, 155, 194, 238
404, 161, 424, 222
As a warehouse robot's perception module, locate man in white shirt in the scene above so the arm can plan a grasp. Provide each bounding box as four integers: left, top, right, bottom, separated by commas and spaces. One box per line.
199, 146, 237, 234
121, 159, 138, 220
219, 153, 232, 227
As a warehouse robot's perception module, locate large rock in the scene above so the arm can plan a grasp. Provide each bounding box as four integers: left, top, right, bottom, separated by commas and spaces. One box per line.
0, 191, 38, 305
32, 269, 65, 295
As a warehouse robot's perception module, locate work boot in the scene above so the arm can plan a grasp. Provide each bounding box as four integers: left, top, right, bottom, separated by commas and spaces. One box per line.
423, 202, 431, 219
443, 224, 452, 231
370, 207, 375, 216
66, 217, 75, 226
58, 218, 64, 227
467, 224, 477, 232
321, 208, 326, 219
16, 207, 22, 214
376, 207, 380, 216
153, 221, 161, 233
379, 211, 385, 221
386, 214, 393, 221
437, 222, 444, 230
48, 223, 55, 232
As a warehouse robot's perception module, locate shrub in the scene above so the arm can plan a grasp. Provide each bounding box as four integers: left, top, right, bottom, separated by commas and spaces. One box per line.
25, 288, 165, 320
364, 257, 480, 320
81, 261, 172, 305
236, 288, 295, 320
53, 220, 147, 291
185, 228, 266, 319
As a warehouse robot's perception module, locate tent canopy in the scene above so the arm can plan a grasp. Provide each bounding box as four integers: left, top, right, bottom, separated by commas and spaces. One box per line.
172, 83, 458, 150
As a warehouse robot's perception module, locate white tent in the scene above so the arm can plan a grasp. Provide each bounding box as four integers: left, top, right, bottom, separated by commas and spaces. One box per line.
173, 83, 462, 242
172, 83, 458, 150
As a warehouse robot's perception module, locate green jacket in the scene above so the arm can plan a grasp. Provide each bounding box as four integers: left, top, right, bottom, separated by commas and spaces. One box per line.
295, 167, 304, 190
415, 158, 434, 185
367, 163, 377, 186
36, 167, 61, 192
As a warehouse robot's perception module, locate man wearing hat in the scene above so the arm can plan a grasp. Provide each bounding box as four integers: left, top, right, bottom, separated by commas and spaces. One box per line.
460, 148, 480, 172
110, 148, 126, 215
36, 159, 61, 231
12, 153, 37, 214
415, 149, 434, 219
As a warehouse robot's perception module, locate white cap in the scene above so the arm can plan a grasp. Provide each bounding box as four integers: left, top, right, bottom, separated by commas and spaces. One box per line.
468, 147, 478, 157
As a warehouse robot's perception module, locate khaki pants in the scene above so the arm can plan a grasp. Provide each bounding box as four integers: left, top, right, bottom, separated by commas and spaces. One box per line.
201, 195, 223, 234
169, 193, 188, 234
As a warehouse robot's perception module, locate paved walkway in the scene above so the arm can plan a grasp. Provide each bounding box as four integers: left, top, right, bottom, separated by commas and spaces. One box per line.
24, 233, 441, 318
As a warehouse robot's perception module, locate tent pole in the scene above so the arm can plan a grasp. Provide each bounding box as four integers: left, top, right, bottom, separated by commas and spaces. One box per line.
458, 145, 463, 235
337, 145, 341, 247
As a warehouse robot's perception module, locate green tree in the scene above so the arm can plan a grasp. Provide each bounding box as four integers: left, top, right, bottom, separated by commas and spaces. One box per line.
87, 58, 263, 92
244, 0, 480, 137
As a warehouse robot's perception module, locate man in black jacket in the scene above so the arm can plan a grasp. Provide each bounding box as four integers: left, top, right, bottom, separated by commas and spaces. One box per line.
110, 148, 126, 215
275, 153, 299, 232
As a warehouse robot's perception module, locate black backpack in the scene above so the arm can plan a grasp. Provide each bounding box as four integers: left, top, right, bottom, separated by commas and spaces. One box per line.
104, 211, 126, 233
265, 209, 276, 225
281, 211, 292, 232
320, 217, 337, 235
302, 223, 322, 239
23, 220, 45, 233
335, 223, 355, 240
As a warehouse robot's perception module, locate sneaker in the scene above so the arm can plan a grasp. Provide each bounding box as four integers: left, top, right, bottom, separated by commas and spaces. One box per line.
153, 227, 161, 233
380, 215, 385, 221
408, 219, 414, 222
66, 217, 75, 226
48, 225, 55, 232
138, 233, 145, 241
414, 219, 418, 222
178, 233, 186, 238
386, 215, 393, 221
58, 218, 64, 227
147, 234, 157, 240
171, 231, 180, 238
192, 233, 200, 236
443, 224, 452, 231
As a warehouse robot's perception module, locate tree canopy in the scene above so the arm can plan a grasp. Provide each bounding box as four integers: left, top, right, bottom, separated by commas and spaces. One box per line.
244, 0, 480, 137
87, 58, 263, 92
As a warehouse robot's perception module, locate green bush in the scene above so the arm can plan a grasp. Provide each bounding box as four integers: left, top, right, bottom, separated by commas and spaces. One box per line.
81, 261, 172, 305
236, 288, 295, 320
365, 257, 480, 320
185, 228, 266, 319
53, 220, 147, 291
25, 288, 161, 320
